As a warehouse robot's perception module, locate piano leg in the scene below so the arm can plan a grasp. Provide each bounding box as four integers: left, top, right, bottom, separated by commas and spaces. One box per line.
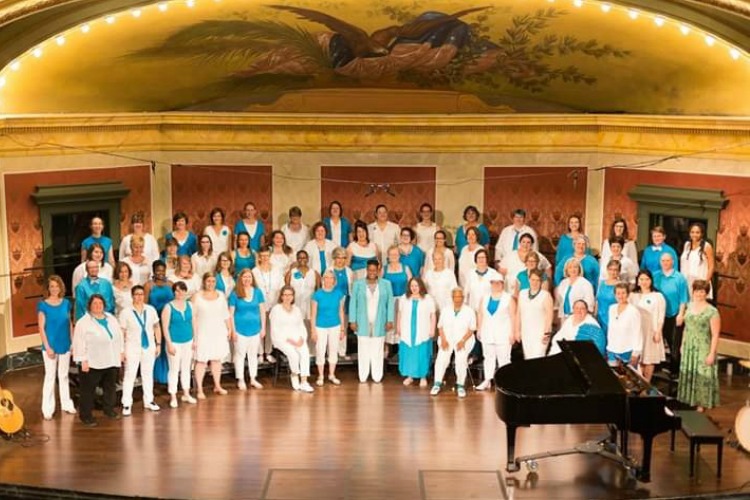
506, 425, 520, 473
638, 435, 654, 483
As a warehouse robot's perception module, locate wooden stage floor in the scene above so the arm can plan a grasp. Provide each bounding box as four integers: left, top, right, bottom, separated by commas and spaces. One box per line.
0, 364, 748, 500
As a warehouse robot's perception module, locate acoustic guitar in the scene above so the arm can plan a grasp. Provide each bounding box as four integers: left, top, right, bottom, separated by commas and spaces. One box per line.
0, 385, 25, 435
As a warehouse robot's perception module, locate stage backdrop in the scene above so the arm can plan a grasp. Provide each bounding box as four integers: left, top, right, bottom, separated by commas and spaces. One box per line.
3, 165, 151, 337
170, 165, 273, 238
603, 168, 750, 343
483, 166, 589, 266
320, 166, 437, 232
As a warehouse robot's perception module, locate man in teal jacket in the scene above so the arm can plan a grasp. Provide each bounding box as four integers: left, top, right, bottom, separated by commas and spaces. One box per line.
349, 260, 394, 383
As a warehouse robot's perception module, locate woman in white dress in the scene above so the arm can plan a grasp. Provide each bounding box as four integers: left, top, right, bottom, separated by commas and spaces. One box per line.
120, 211, 160, 262
631, 270, 667, 382
304, 222, 337, 275
680, 222, 715, 298
253, 246, 285, 363
269, 230, 294, 275
112, 262, 135, 316
285, 250, 321, 333
601, 218, 638, 265
423, 250, 457, 313
192, 272, 231, 398
516, 269, 554, 359
368, 204, 401, 263
556, 258, 595, 322
476, 276, 516, 390
414, 202, 439, 253
423, 230, 455, 273
213, 251, 236, 297
170, 255, 201, 299
270, 286, 314, 392
191, 235, 218, 279
347, 220, 379, 281
457, 226, 483, 288
606, 283, 642, 367
204, 207, 232, 255
122, 235, 152, 286
72, 243, 114, 293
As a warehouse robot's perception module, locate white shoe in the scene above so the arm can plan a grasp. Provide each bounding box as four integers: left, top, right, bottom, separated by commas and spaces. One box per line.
299, 382, 315, 393
122, 406, 132, 417
169, 398, 178, 409
476, 380, 491, 391
238, 380, 247, 391
291, 375, 300, 391
430, 384, 442, 396
257, 354, 265, 364
181, 394, 198, 404
250, 379, 264, 389
266, 354, 277, 364
43, 413, 53, 421
144, 402, 160, 412
62, 404, 77, 415
328, 375, 341, 386
457, 386, 467, 398
316, 377, 324, 387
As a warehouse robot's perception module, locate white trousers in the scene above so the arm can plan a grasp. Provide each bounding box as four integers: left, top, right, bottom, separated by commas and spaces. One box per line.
41, 351, 73, 418
168, 341, 193, 395
357, 336, 385, 383
482, 342, 512, 382
122, 347, 156, 407
337, 314, 348, 357
275, 341, 311, 377
261, 312, 273, 355
234, 334, 262, 380
434, 336, 476, 386
315, 326, 341, 366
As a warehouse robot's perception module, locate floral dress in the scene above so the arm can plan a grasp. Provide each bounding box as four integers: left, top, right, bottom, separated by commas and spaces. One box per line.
677, 305, 719, 409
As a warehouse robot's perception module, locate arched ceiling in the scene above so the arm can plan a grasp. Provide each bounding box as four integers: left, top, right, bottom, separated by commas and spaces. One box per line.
0, 0, 749, 114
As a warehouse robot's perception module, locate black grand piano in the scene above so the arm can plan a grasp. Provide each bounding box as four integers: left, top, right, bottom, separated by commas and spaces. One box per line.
494, 340, 679, 482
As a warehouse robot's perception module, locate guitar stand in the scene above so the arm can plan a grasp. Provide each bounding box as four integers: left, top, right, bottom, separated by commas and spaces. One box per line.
511, 431, 638, 478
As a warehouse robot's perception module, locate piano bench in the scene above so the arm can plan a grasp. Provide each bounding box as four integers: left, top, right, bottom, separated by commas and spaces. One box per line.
670, 410, 724, 478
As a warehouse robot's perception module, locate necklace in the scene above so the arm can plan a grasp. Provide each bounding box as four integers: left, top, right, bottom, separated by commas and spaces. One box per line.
528, 288, 542, 300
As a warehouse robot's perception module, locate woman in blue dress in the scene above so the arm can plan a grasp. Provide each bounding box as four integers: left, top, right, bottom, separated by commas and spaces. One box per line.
397, 277, 436, 387
38, 275, 76, 420
165, 212, 197, 257
144, 260, 174, 384
323, 200, 352, 248
233, 231, 256, 275
234, 201, 265, 252
595, 260, 621, 333
555, 214, 589, 278
398, 227, 425, 278
347, 220, 378, 281
554, 235, 599, 290
382, 244, 411, 353
454, 205, 490, 256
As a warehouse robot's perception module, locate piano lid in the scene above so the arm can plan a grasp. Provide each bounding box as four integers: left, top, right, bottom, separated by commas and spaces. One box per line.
495, 340, 626, 397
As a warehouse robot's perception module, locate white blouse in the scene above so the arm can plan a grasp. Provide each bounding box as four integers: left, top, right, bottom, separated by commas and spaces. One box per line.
270, 304, 308, 346
73, 313, 124, 369
607, 303, 643, 355
397, 296, 436, 346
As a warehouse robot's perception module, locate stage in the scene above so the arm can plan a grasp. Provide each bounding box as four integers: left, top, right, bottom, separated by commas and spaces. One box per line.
0, 365, 748, 500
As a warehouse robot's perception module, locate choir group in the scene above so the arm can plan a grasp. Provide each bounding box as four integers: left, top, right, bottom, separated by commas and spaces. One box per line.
37, 201, 722, 427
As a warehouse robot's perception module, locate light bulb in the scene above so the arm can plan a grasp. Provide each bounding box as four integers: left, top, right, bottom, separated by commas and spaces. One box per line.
105, 15, 116, 24
601, 3, 611, 13
81, 23, 91, 33
10, 61, 20, 71
56, 36, 65, 46
730, 48, 741, 60
131, 9, 142, 18
158, 3, 168, 11
654, 16, 664, 27
33, 47, 43, 58
679, 25, 690, 35
705, 35, 715, 46
628, 10, 638, 20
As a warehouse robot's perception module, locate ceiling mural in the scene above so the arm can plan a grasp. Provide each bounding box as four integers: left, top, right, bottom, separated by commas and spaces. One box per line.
0, 0, 749, 114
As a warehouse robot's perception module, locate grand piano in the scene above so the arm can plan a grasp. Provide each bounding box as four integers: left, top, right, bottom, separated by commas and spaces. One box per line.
494, 340, 679, 482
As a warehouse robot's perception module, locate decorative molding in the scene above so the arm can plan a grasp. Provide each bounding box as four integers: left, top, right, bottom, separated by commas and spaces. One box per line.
31, 181, 130, 205
1, 114, 750, 157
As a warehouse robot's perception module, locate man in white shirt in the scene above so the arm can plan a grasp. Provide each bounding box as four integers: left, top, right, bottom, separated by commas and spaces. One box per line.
431, 288, 477, 398
494, 209, 538, 264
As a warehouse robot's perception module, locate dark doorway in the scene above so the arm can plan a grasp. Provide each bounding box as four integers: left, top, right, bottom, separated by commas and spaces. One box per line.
50, 210, 111, 296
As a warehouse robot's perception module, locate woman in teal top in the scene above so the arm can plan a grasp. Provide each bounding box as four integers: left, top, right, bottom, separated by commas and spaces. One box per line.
165, 212, 197, 257
233, 201, 265, 252
145, 260, 174, 385
398, 227, 425, 278
161, 281, 196, 408
555, 214, 590, 278
347, 220, 378, 279
382, 245, 411, 298
38, 275, 76, 420
229, 269, 266, 390
233, 231, 256, 275
311, 271, 345, 386
595, 260, 621, 333
80, 216, 115, 266
515, 251, 550, 296
454, 205, 490, 255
